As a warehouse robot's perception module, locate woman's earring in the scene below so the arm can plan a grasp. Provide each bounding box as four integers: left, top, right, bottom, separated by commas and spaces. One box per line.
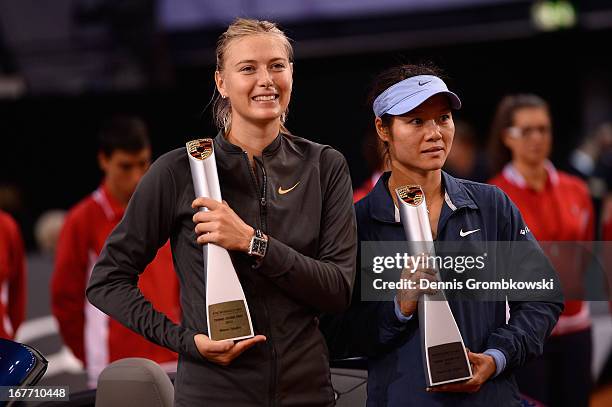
221, 94, 227, 99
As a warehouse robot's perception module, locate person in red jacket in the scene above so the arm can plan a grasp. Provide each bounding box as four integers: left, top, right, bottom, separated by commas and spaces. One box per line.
0, 210, 26, 340
353, 129, 386, 203
488, 94, 594, 407
51, 116, 180, 386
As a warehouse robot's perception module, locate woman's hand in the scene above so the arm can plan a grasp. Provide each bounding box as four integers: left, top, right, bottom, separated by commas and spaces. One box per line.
193, 334, 267, 366
428, 350, 497, 393
397, 266, 438, 317
192, 197, 255, 252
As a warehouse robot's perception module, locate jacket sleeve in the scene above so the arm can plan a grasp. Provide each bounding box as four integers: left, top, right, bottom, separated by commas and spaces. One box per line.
485, 189, 563, 371
319, 206, 415, 360
51, 209, 89, 362
320, 272, 415, 360
6, 217, 26, 339
255, 148, 357, 313
86, 155, 202, 361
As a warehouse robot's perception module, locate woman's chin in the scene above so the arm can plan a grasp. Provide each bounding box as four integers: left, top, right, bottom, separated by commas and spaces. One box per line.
421, 159, 446, 172
395, 162, 444, 175
248, 112, 284, 124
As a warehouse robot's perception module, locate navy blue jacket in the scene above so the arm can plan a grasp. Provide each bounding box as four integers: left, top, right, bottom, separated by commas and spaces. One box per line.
322, 172, 563, 406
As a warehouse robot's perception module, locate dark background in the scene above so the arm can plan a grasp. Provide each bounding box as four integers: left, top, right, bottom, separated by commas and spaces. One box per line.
1, 0, 611, 248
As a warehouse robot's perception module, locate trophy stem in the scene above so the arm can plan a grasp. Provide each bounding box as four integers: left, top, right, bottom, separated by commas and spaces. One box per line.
187, 139, 255, 341
396, 185, 472, 387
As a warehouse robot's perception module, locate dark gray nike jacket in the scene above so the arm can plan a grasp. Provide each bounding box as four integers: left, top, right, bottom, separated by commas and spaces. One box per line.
86, 133, 357, 406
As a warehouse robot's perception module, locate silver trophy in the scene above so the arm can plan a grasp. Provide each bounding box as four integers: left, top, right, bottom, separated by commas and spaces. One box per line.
395, 185, 472, 387
187, 139, 254, 341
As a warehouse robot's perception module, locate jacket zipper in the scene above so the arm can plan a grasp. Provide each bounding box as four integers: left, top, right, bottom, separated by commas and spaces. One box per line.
243, 152, 276, 407
243, 152, 260, 207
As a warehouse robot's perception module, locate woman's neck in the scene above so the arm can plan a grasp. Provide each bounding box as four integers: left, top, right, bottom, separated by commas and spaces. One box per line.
512, 159, 548, 191
387, 164, 443, 208
103, 178, 129, 207
226, 116, 280, 162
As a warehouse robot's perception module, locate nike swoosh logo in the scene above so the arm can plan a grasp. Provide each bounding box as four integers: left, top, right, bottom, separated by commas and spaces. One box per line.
278, 181, 300, 195
459, 228, 480, 237
418, 80, 431, 86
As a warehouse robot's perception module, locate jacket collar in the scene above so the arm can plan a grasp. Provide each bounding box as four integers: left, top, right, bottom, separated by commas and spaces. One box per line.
501, 160, 559, 188
366, 172, 395, 224
367, 171, 478, 224
441, 171, 478, 211
92, 183, 125, 222
214, 130, 283, 156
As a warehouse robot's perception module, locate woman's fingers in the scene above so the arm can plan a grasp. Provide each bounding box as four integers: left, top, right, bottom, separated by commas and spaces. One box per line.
192, 210, 215, 224
398, 269, 439, 301
194, 334, 233, 355
415, 269, 437, 280
202, 335, 267, 366
401, 267, 438, 279
230, 335, 267, 357
194, 221, 218, 235
205, 340, 235, 354
191, 197, 222, 210
415, 270, 439, 295
419, 267, 438, 276
195, 334, 265, 353
196, 232, 219, 245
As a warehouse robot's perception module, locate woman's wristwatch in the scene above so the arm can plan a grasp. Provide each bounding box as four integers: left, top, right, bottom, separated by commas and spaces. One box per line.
248, 229, 268, 258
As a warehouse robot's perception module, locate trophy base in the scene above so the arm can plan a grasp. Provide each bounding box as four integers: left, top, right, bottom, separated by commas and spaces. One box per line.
427, 341, 472, 386
208, 300, 253, 341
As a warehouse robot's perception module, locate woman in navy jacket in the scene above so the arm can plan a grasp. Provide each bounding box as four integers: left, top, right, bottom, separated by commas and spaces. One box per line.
322, 64, 563, 406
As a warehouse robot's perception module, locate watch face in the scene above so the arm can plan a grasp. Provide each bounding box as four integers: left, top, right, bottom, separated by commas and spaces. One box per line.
250, 237, 267, 257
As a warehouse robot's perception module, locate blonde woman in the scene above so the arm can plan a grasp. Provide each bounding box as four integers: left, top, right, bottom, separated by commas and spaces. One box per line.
87, 18, 356, 406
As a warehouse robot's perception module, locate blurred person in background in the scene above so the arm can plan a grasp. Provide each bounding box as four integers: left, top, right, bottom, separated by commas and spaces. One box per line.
34, 209, 66, 256
0, 209, 26, 339
488, 94, 594, 407
0, 184, 34, 249
353, 129, 386, 202
51, 115, 180, 387
568, 122, 612, 234
592, 194, 612, 407
568, 122, 612, 181
443, 119, 490, 182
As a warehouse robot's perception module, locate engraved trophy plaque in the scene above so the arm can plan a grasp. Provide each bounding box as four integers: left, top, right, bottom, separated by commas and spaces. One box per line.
395, 185, 472, 387
187, 139, 254, 341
